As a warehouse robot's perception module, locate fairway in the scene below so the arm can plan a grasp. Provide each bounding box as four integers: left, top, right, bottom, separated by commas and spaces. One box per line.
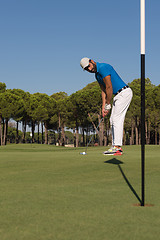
0, 144, 160, 240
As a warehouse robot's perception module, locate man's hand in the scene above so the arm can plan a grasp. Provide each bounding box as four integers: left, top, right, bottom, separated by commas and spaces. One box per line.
102, 103, 111, 117
102, 107, 110, 117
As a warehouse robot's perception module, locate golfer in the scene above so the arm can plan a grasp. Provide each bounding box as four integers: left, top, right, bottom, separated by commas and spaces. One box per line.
80, 57, 133, 155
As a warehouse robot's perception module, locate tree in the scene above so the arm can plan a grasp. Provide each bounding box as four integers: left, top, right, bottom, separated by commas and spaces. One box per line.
0, 90, 24, 145
25, 93, 57, 144
35, 93, 57, 144
128, 78, 155, 145
0, 82, 6, 93
153, 85, 160, 144
128, 79, 141, 144
66, 82, 105, 147
0, 78, 159, 146
0, 82, 6, 145
9, 89, 29, 143
51, 92, 68, 146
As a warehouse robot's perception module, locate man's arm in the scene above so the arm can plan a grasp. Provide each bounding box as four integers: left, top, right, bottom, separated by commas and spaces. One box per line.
99, 83, 106, 109
103, 75, 113, 104
99, 75, 113, 117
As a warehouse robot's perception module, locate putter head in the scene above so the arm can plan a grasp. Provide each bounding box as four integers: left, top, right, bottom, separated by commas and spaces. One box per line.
80, 152, 87, 155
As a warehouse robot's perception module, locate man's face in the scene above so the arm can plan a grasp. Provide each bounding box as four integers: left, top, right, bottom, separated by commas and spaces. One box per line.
85, 60, 97, 73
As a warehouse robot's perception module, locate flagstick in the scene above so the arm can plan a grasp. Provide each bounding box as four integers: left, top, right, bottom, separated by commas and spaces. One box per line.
140, 0, 145, 207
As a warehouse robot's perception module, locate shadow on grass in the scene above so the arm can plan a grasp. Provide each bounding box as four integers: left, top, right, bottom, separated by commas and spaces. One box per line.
104, 158, 142, 205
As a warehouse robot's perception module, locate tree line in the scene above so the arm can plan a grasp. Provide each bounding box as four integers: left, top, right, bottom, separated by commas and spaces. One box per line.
0, 78, 160, 146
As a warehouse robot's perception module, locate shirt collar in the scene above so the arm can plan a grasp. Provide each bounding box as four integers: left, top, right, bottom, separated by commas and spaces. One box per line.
96, 62, 100, 73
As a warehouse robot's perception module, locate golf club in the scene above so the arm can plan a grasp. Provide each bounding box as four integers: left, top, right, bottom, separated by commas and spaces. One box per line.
80, 117, 104, 155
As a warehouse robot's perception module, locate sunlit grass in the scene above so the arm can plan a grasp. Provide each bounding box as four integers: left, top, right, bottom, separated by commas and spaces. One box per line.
0, 144, 160, 240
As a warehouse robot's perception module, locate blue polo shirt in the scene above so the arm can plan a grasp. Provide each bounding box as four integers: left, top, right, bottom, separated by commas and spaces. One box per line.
95, 62, 127, 95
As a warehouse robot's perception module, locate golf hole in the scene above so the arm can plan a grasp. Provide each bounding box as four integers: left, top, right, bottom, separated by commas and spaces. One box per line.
133, 203, 154, 207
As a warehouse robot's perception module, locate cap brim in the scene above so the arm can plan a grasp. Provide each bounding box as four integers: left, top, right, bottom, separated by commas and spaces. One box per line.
83, 64, 89, 71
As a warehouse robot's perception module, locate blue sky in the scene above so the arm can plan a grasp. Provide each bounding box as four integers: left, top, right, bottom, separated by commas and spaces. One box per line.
0, 0, 159, 96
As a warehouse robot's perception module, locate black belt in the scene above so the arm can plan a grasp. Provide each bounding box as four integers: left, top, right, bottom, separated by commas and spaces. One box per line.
115, 85, 129, 96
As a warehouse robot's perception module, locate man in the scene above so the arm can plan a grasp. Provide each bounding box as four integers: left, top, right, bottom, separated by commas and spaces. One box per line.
80, 57, 133, 155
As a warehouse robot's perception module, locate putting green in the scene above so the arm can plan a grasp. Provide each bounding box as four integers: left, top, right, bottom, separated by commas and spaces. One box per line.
0, 144, 160, 240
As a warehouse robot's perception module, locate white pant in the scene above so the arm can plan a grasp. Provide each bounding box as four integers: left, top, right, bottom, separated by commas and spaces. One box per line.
110, 87, 133, 146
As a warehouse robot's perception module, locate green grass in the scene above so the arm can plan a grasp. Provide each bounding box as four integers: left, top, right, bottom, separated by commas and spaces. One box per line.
0, 144, 160, 240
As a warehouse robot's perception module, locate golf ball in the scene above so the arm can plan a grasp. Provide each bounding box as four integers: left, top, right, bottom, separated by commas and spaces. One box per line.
83, 152, 86, 155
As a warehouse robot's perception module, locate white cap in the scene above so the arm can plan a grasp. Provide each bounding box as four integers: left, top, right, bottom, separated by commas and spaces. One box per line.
80, 57, 90, 69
